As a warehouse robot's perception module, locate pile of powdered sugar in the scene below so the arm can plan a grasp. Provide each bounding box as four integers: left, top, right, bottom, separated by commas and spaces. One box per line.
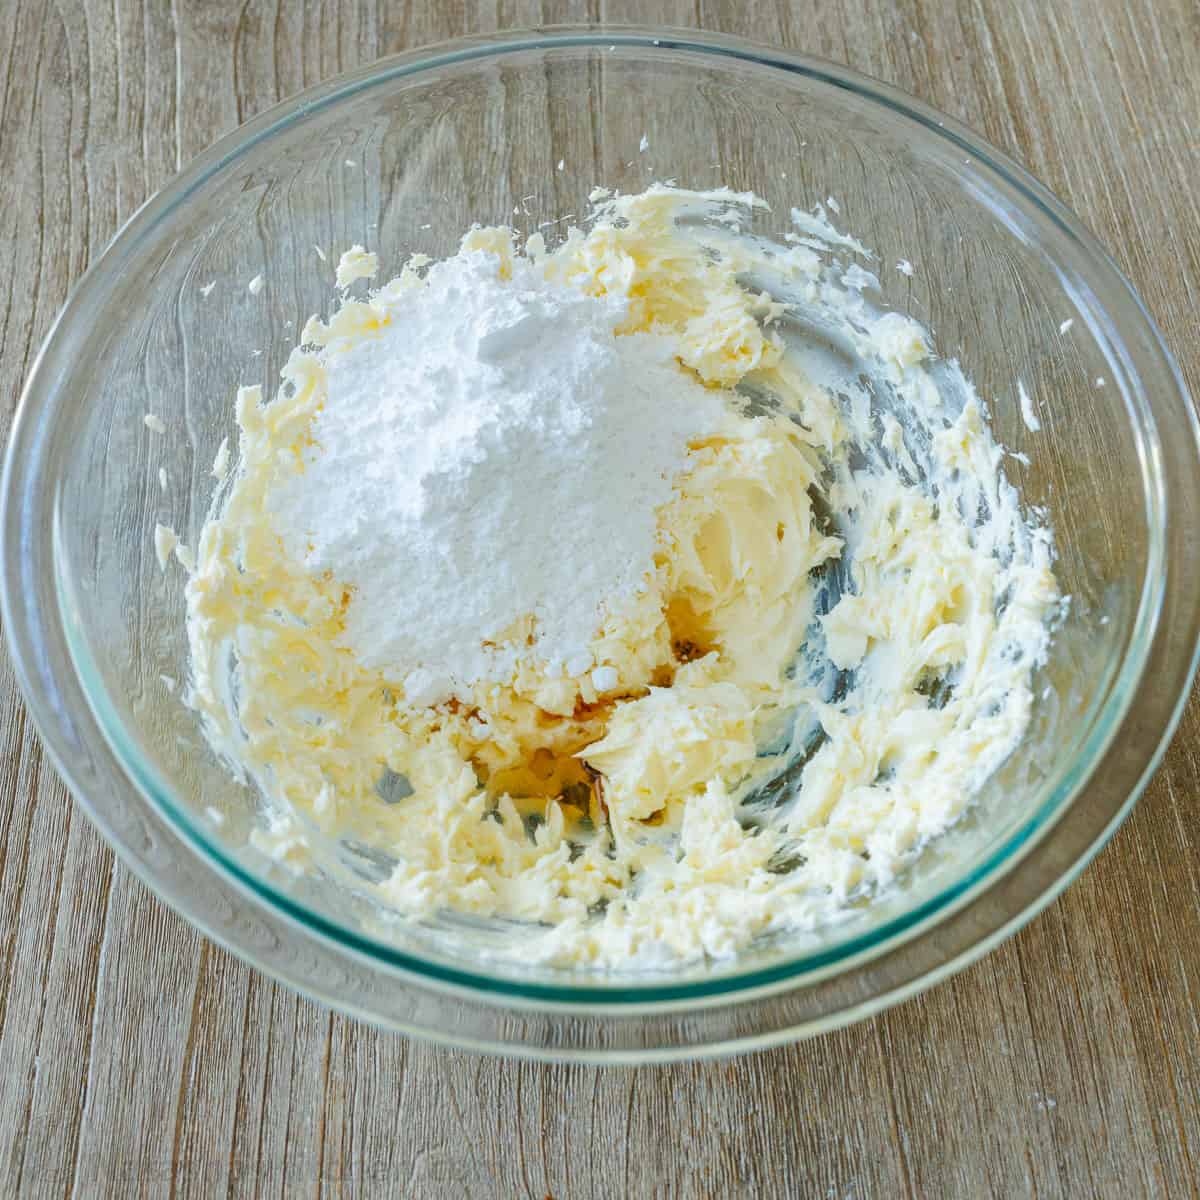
268, 248, 726, 694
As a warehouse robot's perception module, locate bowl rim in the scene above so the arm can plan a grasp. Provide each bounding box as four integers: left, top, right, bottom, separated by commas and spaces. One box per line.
4, 24, 1198, 1036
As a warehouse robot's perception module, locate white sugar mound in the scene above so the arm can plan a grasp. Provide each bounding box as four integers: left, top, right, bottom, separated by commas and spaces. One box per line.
268, 249, 726, 689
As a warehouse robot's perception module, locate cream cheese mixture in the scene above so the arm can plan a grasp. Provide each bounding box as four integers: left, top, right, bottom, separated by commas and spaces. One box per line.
177, 186, 1058, 967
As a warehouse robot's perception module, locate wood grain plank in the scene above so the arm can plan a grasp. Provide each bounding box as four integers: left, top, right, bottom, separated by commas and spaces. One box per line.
0, 1, 1197, 1197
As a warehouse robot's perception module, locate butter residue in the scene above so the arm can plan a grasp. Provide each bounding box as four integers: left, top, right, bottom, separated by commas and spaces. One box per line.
1019, 380, 1041, 432
182, 186, 1058, 968
154, 523, 178, 571
335, 245, 379, 290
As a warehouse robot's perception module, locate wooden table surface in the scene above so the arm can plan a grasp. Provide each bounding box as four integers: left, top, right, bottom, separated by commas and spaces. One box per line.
2, 1, 1198, 1195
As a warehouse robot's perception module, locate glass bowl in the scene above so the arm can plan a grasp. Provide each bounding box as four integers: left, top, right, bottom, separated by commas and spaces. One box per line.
4, 27, 1198, 1062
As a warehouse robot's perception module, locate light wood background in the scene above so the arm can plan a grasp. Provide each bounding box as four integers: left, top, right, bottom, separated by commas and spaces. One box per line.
1, 1, 1198, 1196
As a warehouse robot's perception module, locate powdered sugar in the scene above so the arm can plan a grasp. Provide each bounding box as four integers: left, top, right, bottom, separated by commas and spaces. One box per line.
268, 248, 726, 689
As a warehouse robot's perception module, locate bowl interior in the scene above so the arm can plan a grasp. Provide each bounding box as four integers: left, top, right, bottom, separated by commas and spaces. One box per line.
45, 37, 1158, 997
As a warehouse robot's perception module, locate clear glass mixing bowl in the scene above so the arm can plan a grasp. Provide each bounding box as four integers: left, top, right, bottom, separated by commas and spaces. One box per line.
4, 27, 1198, 1061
